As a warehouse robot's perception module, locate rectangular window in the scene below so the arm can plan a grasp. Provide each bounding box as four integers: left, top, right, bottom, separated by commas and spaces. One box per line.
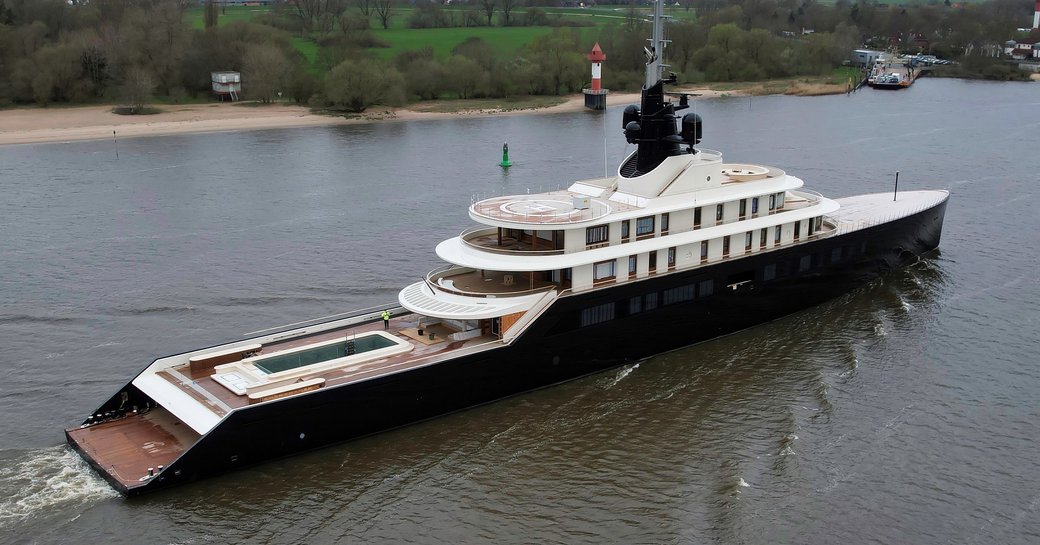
628, 255, 637, 275
621, 220, 630, 240
661, 213, 670, 233
774, 225, 782, 244
700, 241, 708, 260
752, 197, 759, 214
745, 232, 752, 251
698, 279, 714, 298
808, 217, 815, 235
831, 247, 842, 263
594, 259, 616, 281
763, 263, 776, 281
648, 251, 657, 271
667, 247, 676, 267
716, 204, 724, 222
769, 194, 776, 210
739, 199, 747, 218
580, 303, 615, 326
586, 225, 609, 245
629, 296, 642, 315
694, 207, 702, 228
799, 255, 811, 272
663, 284, 695, 305
794, 221, 801, 239
760, 228, 767, 249
723, 236, 730, 256
636, 216, 655, 236
777, 192, 786, 209
645, 292, 658, 310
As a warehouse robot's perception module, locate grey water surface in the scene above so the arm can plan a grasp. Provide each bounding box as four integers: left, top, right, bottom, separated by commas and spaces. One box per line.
1, 78, 1038, 544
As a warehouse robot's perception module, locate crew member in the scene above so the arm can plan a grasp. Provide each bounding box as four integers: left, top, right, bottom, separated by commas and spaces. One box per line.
381, 310, 391, 329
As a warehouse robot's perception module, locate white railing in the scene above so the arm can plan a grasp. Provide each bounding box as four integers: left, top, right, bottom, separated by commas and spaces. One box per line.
834, 198, 944, 236
459, 226, 565, 255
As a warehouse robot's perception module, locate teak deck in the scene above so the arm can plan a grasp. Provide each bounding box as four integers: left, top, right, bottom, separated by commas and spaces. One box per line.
68, 313, 500, 489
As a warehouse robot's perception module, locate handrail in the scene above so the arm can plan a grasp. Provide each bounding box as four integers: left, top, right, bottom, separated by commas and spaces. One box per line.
459, 226, 565, 255
425, 265, 557, 298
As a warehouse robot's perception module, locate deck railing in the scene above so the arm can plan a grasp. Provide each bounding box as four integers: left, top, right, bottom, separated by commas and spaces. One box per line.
459, 227, 565, 255
426, 265, 557, 298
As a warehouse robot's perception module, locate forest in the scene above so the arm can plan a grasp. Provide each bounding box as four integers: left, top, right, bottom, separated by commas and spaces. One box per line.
0, 0, 1035, 112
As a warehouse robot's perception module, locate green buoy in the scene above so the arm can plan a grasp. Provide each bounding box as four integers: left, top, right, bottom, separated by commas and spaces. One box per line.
499, 143, 511, 168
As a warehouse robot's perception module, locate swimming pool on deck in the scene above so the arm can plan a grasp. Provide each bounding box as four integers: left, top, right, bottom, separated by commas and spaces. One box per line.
210, 331, 413, 396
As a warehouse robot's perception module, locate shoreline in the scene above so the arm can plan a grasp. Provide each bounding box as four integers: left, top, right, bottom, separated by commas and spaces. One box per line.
0, 89, 740, 147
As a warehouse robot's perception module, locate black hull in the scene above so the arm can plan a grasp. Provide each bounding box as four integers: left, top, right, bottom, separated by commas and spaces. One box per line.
70, 197, 947, 495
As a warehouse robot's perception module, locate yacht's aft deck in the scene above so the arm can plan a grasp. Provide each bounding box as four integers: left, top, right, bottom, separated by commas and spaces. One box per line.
159, 314, 500, 416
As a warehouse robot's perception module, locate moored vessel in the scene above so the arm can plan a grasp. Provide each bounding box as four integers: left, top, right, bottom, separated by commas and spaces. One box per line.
67, 2, 948, 496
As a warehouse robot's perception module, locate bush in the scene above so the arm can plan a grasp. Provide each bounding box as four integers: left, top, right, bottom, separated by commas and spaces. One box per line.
324, 58, 405, 112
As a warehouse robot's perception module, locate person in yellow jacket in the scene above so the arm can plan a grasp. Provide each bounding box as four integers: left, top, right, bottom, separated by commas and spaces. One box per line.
381, 310, 391, 329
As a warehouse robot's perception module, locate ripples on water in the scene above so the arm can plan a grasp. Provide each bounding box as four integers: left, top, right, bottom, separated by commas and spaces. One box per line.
1, 79, 1039, 544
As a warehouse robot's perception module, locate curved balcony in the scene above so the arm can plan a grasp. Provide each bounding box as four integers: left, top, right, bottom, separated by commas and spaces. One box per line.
425, 265, 558, 298
784, 189, 823, 211
460, 227, 565, 256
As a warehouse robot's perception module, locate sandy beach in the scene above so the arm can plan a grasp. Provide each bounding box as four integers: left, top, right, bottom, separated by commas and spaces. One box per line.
0, 90, 742, 146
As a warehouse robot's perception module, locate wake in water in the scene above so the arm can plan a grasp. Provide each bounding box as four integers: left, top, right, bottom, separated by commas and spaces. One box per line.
0, 446, 117, 531
605, 363, 640, 389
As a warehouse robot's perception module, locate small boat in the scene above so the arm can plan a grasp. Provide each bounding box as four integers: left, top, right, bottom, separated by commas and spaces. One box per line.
67, 1, 948, 495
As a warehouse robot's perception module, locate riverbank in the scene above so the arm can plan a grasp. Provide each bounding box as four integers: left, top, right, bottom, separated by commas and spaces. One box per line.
0, 89, 745, 146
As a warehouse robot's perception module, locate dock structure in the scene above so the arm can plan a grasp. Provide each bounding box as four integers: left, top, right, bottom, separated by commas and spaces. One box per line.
866, 55, 930, 90
582, 43, 608, 110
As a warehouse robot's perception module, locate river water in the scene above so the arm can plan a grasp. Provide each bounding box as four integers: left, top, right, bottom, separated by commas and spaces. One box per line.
1, 78, 1038, 544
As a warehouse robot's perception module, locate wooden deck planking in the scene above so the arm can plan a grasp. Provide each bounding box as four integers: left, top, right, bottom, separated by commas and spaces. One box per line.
67, 407, 200, 488
162, 315, 500, 412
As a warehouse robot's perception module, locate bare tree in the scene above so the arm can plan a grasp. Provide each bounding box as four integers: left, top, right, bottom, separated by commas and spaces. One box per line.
356, 0, 373, 18
119, 65, 156, 113
374, 0, 394, 30
479, 0, 495, 26
204, 0, 218, 30
500, 0, 516, 27
243, 44, 291, 103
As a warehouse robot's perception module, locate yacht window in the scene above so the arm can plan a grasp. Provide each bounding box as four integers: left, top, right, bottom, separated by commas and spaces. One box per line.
586, 225, 609, 245
752, 197, 759, 214
831, 247, 842, 263
661, 213, 670, 232
799, 255, 811, 272
774, 225, 782, 243
645, 292, 658, 310
723, 237, 730, 256
777, 192, 786, 208
629, 255, 637, 275
667, 247, 676, 267
769, 195, 776, 210
580, 303, 615, 327
698, 280, 714, 297
621, 220, 630, 239
745, 232, 752, 251
636, 216, 655, 236
739, 200, 747, 218
763, 264, 776, 281
715, 204, 724, 222
760, 228, 767, 248
694, 207, 702, 228
629, 296, 642, 314
594, 259, 616, 281
700, 241, 708, 260
648, 251, 657, 271
794, 221, 801, 239
663, 284, 695, 305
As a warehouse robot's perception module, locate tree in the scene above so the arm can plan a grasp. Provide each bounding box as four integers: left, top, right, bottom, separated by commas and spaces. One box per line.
355, 0, 373, 18
119, 65, 156, 113
324, 58, 403, 112
500, 0, 516, 27
204, 0, 218, 30
479, 0, 495, 27
526, 29, 584, 95
243, 43, 291, 103
374, 0, 394, 30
